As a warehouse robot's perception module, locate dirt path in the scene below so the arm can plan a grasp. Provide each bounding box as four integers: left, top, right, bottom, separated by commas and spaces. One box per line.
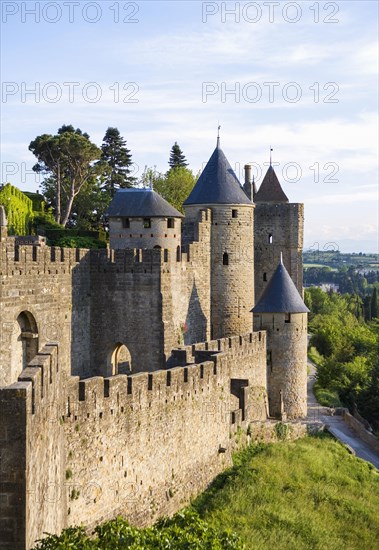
307, 360, 379, 470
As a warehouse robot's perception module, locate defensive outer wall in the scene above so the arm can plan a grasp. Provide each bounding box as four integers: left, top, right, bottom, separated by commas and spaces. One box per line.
0, 334, 313, 550
0, 199, 310, 549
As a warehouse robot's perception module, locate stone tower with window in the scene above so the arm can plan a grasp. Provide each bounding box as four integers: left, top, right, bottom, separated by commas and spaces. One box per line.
254, 165, 304, 303
106, 188, 183, 253
183, 139, 255, 339
252, 256, 309, 419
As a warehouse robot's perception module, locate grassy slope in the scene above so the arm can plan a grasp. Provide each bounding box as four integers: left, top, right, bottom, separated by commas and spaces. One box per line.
193, 435, 379, 550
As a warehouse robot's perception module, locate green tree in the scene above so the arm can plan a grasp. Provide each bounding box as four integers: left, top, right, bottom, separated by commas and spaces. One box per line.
69, 177, 110, 230
100, 127, 134, 197
309, 288, 379, 427
30, 126, 102, 227
169, 142, 188, 168
357, 320, 379, 429
0, 183, 34, 235
371, 287, 379, 319
153, 166, 197, 213
364, 295, 372, 321
29, 134, 63, 223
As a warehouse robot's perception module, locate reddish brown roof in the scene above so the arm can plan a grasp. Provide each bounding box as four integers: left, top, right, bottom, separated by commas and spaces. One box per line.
254, 166, 288, 203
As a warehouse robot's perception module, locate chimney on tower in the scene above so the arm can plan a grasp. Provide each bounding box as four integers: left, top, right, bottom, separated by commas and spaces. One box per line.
243, 164, 254, 201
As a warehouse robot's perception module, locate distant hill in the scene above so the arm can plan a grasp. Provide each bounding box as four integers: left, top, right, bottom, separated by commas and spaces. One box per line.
303, 250, 379, 272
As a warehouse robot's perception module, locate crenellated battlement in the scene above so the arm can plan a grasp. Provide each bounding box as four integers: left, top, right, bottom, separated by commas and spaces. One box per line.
0, 239, 165, 277
0, 343, 61, 416
1, 333, 266, 432
89, 247, 165, 274
0, 336, 269, 550
4, 342, 226, 423
0, 238, 90, 276
63, 359, 221, 426
0, 234, 212, 278
170, 332, 266, 365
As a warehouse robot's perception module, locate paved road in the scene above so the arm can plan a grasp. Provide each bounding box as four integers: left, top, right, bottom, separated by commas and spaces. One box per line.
307, 360, 379, 470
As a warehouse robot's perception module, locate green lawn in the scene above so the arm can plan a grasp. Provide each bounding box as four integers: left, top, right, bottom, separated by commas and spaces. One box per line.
193, 434, 379, 550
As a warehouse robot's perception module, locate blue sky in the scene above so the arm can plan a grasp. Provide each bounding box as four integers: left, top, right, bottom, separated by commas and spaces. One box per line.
1, 0, 378, 252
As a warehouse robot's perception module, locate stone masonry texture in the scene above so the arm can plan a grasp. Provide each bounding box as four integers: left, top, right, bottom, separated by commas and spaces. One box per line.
0, 186, 307, 549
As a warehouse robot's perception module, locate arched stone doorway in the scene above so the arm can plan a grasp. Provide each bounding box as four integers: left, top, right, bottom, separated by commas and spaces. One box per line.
109, 344, 132, 375
11, 311, 39, 382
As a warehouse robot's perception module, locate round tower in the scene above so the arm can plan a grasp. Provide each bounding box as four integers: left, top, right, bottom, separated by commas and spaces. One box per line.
106, 188, 183, 252
183, 138, 254, 339
252, 256, 309, 419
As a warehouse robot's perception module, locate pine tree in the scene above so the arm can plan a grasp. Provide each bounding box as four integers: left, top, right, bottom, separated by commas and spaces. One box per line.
101, 128, 134, 197
371, 287, 379, 319
168, 142, 188, 169
364, 295, 372, 322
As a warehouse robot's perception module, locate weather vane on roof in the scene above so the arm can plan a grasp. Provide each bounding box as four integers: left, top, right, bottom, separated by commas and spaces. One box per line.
270, 146, 273, 166
217, 123, 221, 147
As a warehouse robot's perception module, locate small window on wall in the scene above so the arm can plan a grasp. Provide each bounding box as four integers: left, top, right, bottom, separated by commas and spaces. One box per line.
167, 218, 174, 229
122, 218, 130, 229
285, 313, 291, 323
263, 272, 267, 281
223, 252, 229, 265
268, 234, 273, 244
232, 209, 238, 218
143, 218, 151, 228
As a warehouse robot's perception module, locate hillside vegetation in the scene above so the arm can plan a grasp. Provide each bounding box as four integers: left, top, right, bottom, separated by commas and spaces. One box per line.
193, 435, 379, 550
305, 287, 379, 430
33, 435, 379, 549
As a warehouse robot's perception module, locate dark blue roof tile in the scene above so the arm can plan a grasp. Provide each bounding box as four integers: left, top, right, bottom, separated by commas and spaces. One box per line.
184, 144, 251, 206
252, 258, 309, 313
106, 188, 183, 218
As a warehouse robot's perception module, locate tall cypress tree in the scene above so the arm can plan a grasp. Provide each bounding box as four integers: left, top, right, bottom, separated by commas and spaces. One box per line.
371, 287, 379, 319
168, 142, 188, 169
101, 128, 134, 197
364, 295, 372, 322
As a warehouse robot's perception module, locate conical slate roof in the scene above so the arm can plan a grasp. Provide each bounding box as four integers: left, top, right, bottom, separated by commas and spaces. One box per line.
106, 188, 183, 218
184, 143, 251, 206
254, 165, 288, 203
252, 258, 309, 313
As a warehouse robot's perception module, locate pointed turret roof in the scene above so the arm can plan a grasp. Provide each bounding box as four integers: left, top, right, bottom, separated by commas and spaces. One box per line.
106, 188, 183, 218
254, 165, 288, 203
252, 257, 309, 313
183, 142, 251, 206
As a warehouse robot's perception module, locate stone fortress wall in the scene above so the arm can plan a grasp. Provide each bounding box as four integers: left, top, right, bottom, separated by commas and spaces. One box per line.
0, 209, 212, 387
0, 156, 309, 549
0, 238, 91, 386
1, 331, 299, 549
